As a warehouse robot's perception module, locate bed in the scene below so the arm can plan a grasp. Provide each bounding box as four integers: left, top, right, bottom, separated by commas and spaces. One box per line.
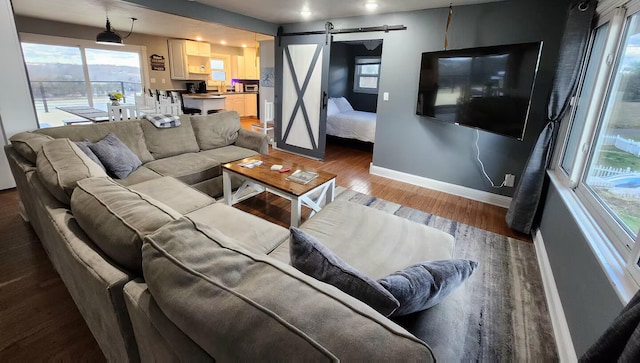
326, 97, 376, 143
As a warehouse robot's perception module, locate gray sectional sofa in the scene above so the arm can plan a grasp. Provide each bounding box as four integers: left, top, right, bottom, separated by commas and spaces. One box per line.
5, 111, 464, 361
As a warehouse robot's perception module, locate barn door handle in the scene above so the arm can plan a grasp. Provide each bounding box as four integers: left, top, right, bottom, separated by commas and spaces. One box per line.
322, 92, 328, 109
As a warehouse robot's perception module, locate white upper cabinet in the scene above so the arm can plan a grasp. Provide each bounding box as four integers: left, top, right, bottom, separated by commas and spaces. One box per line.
185, 40, 211, 57
168, 39, 188, 80
168, 39, 211, 80
232, 48, 259, 79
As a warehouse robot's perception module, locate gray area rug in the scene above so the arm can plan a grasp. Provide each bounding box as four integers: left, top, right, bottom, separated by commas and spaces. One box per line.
333, 187, 558, 361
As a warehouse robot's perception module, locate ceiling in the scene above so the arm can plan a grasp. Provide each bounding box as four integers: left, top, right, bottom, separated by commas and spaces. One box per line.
11, 0, 505, 47
11, 0, 273, 48
196, 0, 506, 24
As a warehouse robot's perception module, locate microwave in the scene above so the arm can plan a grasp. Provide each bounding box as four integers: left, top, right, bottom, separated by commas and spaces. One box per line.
244, 84, 259, 92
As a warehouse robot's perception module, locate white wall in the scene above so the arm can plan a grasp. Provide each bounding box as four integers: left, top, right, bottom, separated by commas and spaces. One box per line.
0, 0, 38, 189
259, 40, 275, 118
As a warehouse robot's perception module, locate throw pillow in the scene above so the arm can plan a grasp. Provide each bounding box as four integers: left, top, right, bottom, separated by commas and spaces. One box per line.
74, 140, 106, 171
333, 97, 354, 113
88, 133, 142, 179
289, 227, 399, 317
327, 98, 339, 116
378, 259, 478, 317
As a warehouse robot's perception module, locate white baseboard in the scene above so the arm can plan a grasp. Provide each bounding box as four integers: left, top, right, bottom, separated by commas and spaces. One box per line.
369, 164, 512, 208
533, 228, 577, 363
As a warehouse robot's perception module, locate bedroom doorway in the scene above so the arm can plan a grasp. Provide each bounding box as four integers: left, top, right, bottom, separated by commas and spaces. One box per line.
327, 39, 383, 148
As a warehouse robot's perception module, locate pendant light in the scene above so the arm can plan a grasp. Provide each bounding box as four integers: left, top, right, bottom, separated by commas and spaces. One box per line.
96, 17, 137, 46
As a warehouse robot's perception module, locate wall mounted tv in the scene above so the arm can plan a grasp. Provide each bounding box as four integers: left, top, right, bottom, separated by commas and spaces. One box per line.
416, 41, 543, 140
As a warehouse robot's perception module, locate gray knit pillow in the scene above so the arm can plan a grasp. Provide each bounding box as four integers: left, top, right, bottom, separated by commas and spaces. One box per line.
88, 133, 142, 179
289, 227, 399, 317
74, 140, 106, 171
378, 259, 478, 317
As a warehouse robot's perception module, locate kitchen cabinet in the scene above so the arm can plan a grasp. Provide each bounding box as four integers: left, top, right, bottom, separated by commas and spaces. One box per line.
167, 39, 210, 80
225, 94, 245, 117
185, 40, 210, 57
231, 48, 259, 80
244, 93, 258, 117
168, 39, 187, 80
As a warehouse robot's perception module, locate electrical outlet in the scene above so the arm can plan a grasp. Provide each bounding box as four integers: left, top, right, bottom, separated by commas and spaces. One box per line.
504, 174, 515, 187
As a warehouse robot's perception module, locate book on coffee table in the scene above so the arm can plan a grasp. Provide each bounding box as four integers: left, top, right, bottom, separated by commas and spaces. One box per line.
286, 170, 319, 185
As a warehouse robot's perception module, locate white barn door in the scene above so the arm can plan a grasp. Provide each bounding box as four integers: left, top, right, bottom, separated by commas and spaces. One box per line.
275, 34, 330, 160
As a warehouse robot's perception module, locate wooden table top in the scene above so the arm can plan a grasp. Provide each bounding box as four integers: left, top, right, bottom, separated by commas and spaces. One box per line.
57, 106, 110, 122
223, 154, 336, 197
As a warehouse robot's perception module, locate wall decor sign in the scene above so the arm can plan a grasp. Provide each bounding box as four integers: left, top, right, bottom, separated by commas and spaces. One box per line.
150, 54, 165, 71
261, 67, 274, 88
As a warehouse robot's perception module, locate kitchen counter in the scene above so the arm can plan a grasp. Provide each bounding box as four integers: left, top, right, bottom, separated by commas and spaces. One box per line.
183, 94, 226, 99
184, 91, 258, 96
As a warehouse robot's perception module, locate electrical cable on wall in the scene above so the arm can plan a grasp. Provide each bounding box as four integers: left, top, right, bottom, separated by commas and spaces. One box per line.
475, 130, 505, 188
444, 3, 453, 50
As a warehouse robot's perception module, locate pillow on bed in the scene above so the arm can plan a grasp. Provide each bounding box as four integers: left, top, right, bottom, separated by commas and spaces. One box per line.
334, 97, 354, 113
327, 98, 339, 116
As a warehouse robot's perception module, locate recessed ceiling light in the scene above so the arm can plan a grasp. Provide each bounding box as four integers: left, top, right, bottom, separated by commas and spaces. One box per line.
365, 3, 378, 11
301, 10, 312, 18
195, 36, 202, 41
242, 44, 247, 48
220, 40, 226, 45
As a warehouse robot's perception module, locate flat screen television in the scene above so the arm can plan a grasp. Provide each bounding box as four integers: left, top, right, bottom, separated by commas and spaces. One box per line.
416, 42, 543, 140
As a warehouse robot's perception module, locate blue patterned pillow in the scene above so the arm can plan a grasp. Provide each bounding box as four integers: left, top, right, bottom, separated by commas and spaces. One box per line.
88, 133, 142, 179
378, 259, 478, 317
289, 227, 399, 317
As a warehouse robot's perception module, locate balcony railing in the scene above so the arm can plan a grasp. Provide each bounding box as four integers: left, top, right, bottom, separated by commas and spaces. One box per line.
30, 80, 142, 112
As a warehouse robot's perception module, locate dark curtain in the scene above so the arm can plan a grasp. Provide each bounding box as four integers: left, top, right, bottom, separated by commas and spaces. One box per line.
580, 289, 640, 361
505, 0, 596, 234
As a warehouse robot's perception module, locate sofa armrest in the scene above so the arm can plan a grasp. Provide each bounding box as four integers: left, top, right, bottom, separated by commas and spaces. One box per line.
235, 129, 269, 154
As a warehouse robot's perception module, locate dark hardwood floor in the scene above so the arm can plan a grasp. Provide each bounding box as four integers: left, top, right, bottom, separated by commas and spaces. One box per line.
0, 118, 529, 359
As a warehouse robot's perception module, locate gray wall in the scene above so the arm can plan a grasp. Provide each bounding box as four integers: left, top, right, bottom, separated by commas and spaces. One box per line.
282, 0, 570, 197
329, 42, 381, 113
328, 43, 350, 98
539, 182, 623, 356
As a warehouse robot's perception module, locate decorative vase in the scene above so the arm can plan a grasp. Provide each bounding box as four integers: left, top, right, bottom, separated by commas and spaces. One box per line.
111, 100, 120, 106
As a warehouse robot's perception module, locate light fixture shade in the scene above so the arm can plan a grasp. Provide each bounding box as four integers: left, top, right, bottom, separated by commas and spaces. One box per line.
96, 18, 124, 45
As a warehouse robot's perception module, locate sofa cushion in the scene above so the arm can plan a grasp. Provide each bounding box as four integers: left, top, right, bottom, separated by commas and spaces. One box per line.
378, 259, 478, 317
199, 145, 258, 165
71, 177, 181, 275
190, 111, 241, 150
9, 131, 53, 164
269, 200, 455, 279
142, 217, 435, 361
36, 138, 107, 205
129, 176, 215, 215
289, 227, 399, 317
140, 116, 200, 159
185, 203, 289, 254
35, 120, 154, 163
144, 153, 221, 185
88, 133, 142, 179
117, 166, 162, 187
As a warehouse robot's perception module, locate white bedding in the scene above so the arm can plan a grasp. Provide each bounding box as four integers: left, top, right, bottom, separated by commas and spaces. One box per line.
326, 110, 376, 143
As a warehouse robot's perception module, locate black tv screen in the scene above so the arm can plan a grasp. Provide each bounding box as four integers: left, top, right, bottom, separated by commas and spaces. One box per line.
416, 42, 542, 140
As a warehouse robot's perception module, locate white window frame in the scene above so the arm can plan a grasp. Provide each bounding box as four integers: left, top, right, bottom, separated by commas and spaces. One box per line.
209, 53, 231, 87
552, 0, 640, 302
19, 32, 149, 105
353, 56, 381, 94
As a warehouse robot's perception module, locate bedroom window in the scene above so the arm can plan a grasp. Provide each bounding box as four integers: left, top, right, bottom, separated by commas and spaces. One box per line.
353, 56, 381, 94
